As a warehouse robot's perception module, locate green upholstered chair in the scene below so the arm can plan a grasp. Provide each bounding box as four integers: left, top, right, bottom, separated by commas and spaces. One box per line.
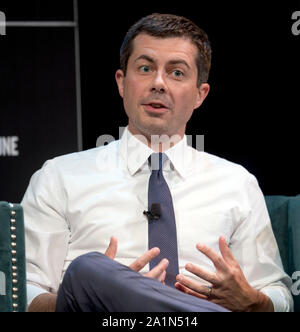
0, 202, 27, 312
265, 195, 300, 312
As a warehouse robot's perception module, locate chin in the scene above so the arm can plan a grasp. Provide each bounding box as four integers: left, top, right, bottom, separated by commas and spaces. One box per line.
139, 123, 171, 137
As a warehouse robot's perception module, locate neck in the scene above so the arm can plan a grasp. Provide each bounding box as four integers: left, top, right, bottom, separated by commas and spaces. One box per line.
127, 126, 184, 152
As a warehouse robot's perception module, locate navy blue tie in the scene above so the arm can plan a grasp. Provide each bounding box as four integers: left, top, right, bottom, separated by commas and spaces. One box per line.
147, 152, 179, 287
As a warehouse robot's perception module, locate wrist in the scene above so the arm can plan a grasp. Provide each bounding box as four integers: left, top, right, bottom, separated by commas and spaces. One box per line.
247, 290, 274, 312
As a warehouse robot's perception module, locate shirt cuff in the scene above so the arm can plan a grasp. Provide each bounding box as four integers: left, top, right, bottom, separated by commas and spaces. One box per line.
261, 287, 293, 312
27, 283, 49, 309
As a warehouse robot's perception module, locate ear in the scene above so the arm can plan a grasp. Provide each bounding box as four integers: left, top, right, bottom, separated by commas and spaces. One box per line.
115, 69, 125, 98
194, 83, 210, 109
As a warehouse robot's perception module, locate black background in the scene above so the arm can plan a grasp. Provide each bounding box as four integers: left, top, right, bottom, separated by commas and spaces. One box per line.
0, 0, 299, 202
0, 0, 77, 202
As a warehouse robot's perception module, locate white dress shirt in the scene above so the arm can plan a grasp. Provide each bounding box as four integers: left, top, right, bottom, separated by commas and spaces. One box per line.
22, 127, 293, 311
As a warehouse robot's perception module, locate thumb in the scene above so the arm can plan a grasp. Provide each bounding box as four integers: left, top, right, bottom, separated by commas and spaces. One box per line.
105, 236, 118, 259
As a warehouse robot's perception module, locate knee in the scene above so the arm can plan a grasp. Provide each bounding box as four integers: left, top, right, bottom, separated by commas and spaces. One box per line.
65, 252, 107, 281
61, 251, 129, 295
57, 252, 107, 312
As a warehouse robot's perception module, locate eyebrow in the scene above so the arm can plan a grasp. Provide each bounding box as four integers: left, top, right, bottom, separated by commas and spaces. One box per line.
134, 54, 191, 69
168, 59, 191, 69
134, 54, 155, 64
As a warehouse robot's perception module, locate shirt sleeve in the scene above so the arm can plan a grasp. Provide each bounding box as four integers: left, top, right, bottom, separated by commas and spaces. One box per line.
21, 159, 71, 295
260, 282, 294, 312
229, 173, 294, 312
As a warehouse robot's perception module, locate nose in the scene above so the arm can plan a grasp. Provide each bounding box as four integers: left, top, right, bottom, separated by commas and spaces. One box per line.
150, 70, 167, 94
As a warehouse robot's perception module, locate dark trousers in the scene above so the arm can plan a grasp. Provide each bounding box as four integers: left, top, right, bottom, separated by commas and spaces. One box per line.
55, 252, 228, 312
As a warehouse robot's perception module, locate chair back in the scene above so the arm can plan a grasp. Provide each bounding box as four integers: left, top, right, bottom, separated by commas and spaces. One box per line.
0, 202, 27, 312
265, 195, 300, 312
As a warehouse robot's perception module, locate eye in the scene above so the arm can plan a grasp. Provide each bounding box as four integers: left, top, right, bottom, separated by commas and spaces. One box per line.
172, 70, 184, 78
139, 65, 151, 73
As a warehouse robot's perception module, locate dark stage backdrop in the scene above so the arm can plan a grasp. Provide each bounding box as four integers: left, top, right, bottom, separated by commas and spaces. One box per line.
0, 0, 81, 202
0, 1, 299, 203
78, 1, 300, 196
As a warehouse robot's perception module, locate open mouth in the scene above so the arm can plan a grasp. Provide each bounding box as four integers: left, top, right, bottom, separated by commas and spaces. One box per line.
142, 101, 169, 113
148, 103, 166, 109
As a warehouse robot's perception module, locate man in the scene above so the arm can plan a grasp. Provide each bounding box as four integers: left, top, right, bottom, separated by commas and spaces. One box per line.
22, 13, 293, 312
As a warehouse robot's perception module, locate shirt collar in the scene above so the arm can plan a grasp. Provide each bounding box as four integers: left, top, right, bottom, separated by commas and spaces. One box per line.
119, 127, 191, 179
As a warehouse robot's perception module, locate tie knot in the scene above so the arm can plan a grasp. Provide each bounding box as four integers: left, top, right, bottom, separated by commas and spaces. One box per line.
148, 153, 168, 172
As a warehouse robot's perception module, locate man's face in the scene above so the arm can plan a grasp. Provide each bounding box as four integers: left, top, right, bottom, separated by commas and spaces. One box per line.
116, 33, 210, 140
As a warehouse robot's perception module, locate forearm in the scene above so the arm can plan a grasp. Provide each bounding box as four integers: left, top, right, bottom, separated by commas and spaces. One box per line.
27, 293, 57, 312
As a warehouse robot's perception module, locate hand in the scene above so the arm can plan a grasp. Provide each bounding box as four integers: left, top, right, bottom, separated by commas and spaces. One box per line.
105, 237, 169, 284
175, 236, 274, 312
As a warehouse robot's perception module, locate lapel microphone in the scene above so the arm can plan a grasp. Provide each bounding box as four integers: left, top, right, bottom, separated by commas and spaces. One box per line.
143, 203, 161, 221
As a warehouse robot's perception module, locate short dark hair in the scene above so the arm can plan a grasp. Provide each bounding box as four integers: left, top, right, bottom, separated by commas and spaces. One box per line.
120, 13, 212, 87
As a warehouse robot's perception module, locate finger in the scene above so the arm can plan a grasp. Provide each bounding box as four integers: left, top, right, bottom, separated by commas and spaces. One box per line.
105, 236, 118, 259
145, 258, 169, 280
219, 236, 236, 266
176, 274, 213, 297
175, 281, 208, 300
159, 270, 167, 284
185, 263, 220, 286
130, 247, 160, 272
196, 242, 228, 272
